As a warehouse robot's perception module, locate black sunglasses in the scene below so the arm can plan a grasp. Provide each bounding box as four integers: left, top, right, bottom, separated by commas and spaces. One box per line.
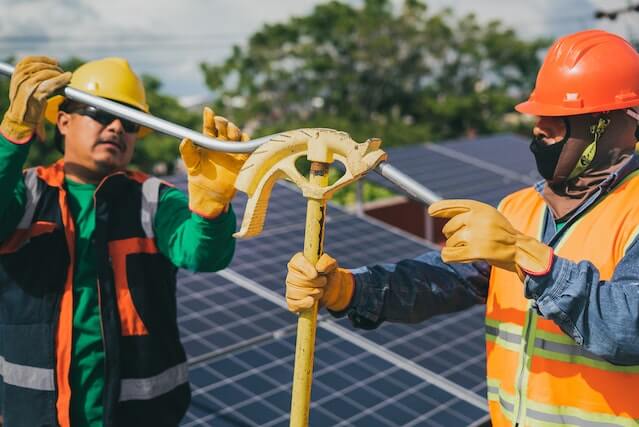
70, 105, 141, 134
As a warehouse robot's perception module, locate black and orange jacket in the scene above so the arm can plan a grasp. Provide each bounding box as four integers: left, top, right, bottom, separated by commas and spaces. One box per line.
0, 160, 234, 427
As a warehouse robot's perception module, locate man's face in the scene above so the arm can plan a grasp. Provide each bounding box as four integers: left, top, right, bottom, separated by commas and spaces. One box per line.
533, 116, 568, 145
57, 104, 138, 179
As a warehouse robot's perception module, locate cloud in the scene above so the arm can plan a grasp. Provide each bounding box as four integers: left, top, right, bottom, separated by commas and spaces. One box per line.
0, 0, 633, 96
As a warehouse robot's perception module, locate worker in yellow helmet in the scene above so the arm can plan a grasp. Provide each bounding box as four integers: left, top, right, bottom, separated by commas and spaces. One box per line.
0, 56, 248, 426
286, 30, 639, 426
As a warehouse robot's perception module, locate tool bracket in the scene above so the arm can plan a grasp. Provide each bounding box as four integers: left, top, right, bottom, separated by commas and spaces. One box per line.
234, 128, 387, 238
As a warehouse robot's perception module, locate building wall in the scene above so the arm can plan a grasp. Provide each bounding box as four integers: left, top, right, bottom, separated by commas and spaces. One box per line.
364, 197, 446, 245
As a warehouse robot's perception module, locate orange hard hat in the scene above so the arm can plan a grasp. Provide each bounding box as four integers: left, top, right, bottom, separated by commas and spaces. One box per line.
516, 30, 639, 116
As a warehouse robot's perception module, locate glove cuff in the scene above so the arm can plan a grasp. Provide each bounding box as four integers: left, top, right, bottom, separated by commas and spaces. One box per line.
0, 114, 34, 144
516, 235, 554, 277
324, 269, 355, 312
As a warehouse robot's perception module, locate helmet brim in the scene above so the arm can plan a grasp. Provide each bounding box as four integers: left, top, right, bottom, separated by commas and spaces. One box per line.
515, 99, 639, 117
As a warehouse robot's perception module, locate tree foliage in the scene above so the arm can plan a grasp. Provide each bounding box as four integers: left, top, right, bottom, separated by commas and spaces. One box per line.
132, 75, 199, 174
202, 0, 548, 145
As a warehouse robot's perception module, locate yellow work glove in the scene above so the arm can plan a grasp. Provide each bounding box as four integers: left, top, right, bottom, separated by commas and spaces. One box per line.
428, 199, 554, 280
179, 107, 250, 218
1, 56, 71, 143
286, 252, 355, 313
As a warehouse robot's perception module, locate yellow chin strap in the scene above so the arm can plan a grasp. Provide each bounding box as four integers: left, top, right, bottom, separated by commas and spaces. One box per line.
568, 116, 610, 180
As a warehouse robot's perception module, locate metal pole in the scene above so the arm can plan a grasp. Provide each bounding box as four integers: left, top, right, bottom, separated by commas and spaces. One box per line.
0, 61, 441, 205
0, 62, 268, 153
375, 163, 441, 204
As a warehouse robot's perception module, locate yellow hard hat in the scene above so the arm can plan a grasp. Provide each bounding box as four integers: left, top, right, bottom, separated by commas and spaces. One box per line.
45, 57, 151, 137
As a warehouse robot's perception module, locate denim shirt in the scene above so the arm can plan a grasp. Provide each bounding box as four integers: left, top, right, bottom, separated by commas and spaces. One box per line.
341, 155, 639, 365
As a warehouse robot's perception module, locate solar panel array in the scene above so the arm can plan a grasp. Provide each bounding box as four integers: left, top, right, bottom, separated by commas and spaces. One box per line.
368, 133, 539, 206
169, 174, 489, 426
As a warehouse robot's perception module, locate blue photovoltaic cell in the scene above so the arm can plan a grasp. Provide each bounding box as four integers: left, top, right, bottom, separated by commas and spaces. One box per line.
347, 306, 487, 397
440, 133, 538, 181
181, 328, 487, 427
177, 269, 297, 359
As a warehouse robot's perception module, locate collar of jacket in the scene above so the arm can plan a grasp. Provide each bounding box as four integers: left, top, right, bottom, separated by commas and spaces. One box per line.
533, 154, 639, 197
35, 159, 150, 189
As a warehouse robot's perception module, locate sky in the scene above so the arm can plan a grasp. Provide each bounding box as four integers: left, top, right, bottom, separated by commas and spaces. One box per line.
0, 0, 636, 101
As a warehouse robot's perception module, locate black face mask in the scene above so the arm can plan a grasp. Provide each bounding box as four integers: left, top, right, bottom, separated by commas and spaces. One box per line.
529, 119, 571, 180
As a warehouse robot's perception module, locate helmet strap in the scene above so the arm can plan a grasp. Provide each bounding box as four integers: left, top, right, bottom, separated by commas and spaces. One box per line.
567, 116, 610, 180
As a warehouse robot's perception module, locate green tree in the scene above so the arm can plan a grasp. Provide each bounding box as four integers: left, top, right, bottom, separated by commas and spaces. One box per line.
201, 0, 548, 145
0, 57, 198, 173
132, 75, 199, 174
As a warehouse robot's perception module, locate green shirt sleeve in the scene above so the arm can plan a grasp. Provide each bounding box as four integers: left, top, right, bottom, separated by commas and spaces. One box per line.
154, 186, 237, 272
0, 134, 30, 243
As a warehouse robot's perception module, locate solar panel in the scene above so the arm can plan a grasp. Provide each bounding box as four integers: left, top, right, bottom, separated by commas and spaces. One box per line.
182, 328, 487, 427
350, 306, 487, 398
437, 133, 538, 183
168, 174, 490, 426
366, 133, 538, 206
177, 270, 297, 362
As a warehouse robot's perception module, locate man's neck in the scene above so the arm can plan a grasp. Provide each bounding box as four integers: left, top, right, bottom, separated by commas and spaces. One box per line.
63, 160, 112, 185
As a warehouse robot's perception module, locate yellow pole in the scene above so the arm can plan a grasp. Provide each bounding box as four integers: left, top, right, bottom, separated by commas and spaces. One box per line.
290, 161, 329, 427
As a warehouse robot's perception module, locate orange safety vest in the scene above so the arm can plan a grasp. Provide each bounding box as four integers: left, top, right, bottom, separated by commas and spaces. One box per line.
486, 171, 639, 427
0, 161, 190, 427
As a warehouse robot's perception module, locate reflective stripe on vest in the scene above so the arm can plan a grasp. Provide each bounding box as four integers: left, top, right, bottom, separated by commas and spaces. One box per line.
18, 168, 41, 229
486, 171, 639, 426
0, 356, 54, 391
0, 169, 46, 254
141, 177, 161, 239
119, 362, 188, 401
486, 320, 639, 373
487, 379, 639, 427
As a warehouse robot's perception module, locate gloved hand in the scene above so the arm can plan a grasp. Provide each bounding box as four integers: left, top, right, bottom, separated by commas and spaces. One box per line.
286, 252, 354, 313
0, 56, 71, 143
428, 199, 553, 280
179, 107, 250, 218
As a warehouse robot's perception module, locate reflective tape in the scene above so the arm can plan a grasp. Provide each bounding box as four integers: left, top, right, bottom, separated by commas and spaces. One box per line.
485, 324, 522, 346
488, 379, 639, 427
533, 334, 639, 373
487, 384, 515, 417
526, 407, 634, 427
120, 363, 188, 401
141, 177, 161, 239
0, 356, 55, 391
17, 168, 41, 229
535, 337, 604, 361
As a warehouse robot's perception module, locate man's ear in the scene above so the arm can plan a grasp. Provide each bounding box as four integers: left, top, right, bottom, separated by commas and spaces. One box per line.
57, 111, 71, 136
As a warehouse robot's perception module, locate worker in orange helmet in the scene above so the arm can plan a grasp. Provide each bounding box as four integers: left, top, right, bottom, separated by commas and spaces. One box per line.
0, 56, 249, 426
285, 30, 639, 426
